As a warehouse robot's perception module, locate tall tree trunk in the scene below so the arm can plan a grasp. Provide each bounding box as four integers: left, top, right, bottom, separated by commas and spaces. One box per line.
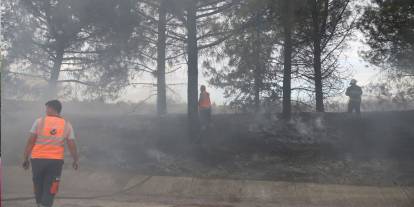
282, 0, 293, 119
186, 1, 199, 134
312, 0, 328, 112
253, 53, 261, 111
253, 15, 262, 112
157, 0, 167, 116
48, 45, 64, 99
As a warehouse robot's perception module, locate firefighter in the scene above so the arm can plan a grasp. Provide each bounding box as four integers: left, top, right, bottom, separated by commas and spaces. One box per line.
345, 79, 363, 114
22, 100, 79, 207
199, 85, 212, 130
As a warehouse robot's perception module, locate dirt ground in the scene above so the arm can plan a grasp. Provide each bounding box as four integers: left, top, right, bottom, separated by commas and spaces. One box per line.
3, 166, 413, 207
3, 101, 414, 187
2, 101, 414, 206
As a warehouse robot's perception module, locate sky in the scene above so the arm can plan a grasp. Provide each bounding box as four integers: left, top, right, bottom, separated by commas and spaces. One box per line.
342, 32, 379, 85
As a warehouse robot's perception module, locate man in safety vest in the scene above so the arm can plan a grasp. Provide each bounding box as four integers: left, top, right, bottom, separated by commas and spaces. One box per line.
199, 85, 212, 130
22, 100, 79, 207
346, 79, 363, 114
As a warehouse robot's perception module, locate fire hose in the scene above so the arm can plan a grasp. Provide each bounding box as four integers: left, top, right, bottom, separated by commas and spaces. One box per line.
3, 175, 152, 202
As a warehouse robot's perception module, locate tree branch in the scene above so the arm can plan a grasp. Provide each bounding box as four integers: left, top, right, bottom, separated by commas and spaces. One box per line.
6, 71, 48, 80
196, 1, 239, 19
198, 33, 233, 50
57, 79, 96, 86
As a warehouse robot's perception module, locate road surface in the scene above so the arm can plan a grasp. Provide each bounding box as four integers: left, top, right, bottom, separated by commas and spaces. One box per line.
3, 166, 413, 207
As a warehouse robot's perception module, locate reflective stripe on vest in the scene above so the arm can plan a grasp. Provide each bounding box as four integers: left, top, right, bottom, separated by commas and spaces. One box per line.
31, 116, 67, 160
35, 135, 65, 146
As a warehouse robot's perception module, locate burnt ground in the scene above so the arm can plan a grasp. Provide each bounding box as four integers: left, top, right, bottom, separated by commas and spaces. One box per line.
3, 104, 414, 187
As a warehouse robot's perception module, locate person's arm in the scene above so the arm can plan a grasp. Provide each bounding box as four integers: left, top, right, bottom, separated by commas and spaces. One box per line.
345, 87, 350, 96
67, 139, 79, 170
207, 93, 212, 107
22, 133, 36, 170
66, 122, 79, 170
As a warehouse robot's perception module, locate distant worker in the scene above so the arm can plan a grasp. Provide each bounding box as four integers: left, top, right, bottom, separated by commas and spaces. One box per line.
346, 79, 363, 114
199, 85, 212, 130
22, 100, 79, 207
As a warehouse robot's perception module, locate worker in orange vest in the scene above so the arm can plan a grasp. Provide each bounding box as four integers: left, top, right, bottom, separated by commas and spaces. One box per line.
22, 100, 79, 207
199, 85, 212, 130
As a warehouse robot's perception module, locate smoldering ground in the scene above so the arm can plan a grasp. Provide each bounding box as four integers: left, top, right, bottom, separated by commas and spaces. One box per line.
3, 100, 414, 187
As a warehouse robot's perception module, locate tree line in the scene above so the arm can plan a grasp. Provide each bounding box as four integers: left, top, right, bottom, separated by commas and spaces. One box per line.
1, 0, 413, 120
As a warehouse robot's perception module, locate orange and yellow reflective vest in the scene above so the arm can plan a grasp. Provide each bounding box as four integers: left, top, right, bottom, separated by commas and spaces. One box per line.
31, 116, 67, 160
199, 92, 211, 109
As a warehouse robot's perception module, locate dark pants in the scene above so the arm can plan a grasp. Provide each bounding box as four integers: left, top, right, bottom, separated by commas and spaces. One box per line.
199, 108, 211, 129
31, 159, 64, 207
348, 101, 361, 114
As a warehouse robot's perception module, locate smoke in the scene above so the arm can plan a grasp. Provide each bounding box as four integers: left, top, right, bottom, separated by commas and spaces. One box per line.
3, 99, 414, 190
251, 112, 332, 145
146, 148, 168, 163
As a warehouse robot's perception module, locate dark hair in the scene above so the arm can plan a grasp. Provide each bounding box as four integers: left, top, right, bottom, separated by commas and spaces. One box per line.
45, 100, 62, 114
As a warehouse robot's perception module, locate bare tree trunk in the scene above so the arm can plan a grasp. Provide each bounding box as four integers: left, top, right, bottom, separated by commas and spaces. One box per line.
186, 1, 199, 135
253, 15, 262, 111
48, 45, 64, 99
282, 0, 292, 119
157, 0, 167, 116
311, 0, 328, 112
253, 58, 261, 111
